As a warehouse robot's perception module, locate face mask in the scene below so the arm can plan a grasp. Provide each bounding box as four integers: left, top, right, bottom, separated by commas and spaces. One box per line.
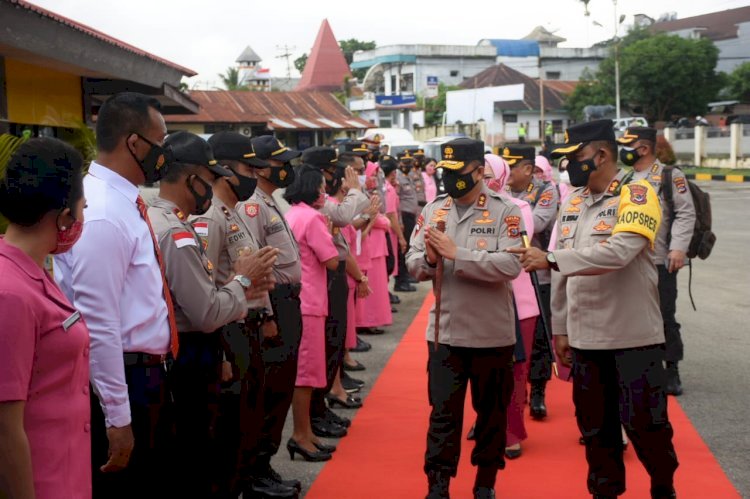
567, 155, 598, 187
129, 133, 167, 184
358, 174, 367, 187
425, 164, 436, 175
187, 175, 213, 215
312, 192, 327, 209
619, 146, 641, 167
51, 216, 83, 254
559, 170, 570, 185
228, 169, 257, 201
484, 178, 503, 193
442, 167, 479, 199
399, 163, 411, 173
268, 164, 295, 188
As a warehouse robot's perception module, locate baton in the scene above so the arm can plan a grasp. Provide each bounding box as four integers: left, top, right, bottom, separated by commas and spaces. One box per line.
433, 220, 446, 351
520, 230, 558, 378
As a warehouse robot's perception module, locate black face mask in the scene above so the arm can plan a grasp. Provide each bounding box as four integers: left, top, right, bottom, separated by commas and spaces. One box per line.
442, 167, 479, 199
567, 154, 599, 187
187, 175, 213, 215
267, 164, 295, 188
325, 171, 344, 195
227, 169, 257, 201
129, 133, 167, 184
619, 146, 641, 167
399, 163, 412, 173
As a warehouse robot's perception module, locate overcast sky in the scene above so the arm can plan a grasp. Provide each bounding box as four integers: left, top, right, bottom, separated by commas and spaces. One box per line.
28, 0, 750, 89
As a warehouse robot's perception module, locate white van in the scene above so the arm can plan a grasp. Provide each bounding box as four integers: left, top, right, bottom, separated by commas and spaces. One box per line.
360, 128, 420, 157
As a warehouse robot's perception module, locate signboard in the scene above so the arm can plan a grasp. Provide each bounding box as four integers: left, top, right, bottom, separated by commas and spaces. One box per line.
425, 76, 439, 99
375, 94, 417, 109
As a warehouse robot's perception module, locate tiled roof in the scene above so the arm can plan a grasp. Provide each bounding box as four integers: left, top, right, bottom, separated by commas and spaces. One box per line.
236, 46, 262, 63
7, 0, 196, 76
651, 6, 750, 42
165, 90, 373, 130
296, 19, 352, 92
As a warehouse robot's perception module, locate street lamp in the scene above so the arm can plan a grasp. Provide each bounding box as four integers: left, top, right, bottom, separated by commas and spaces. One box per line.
593, 2, 626, 121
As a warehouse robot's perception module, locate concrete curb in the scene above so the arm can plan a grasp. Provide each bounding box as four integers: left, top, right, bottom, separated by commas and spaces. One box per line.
685, 173, 750, 182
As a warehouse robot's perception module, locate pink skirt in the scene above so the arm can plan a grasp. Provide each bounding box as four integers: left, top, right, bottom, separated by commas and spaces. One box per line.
506, 316, 537, 447
355, 255, 392, 328
345, 275, 357, 349
295, 314, 326, 388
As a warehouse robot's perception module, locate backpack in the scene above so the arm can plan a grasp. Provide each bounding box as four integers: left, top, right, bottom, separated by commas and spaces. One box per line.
662, 167, 716, 260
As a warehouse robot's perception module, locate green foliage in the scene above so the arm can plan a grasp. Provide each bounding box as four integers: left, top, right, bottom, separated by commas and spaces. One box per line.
218, 67, 247, 91
294, 53, 308, 74
65, 121, 97, 170
724, 62, 750, 102
420, 83, 460, 126
565, 68, 612, 121
339, 39, 376, 81
0, 133, 30, 234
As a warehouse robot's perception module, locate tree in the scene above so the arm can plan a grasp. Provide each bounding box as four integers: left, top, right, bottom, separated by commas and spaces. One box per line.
420, 83, 460, 126
565, 68, 612, 121
724, 62, 750, 102
339, 39, 376, 81
218, 67, 246, 91
294, 53, 308, 74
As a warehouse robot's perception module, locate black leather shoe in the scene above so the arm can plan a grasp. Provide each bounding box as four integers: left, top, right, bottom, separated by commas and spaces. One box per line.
358, 327, 385, 335
326, 393, 363, 409
474, 487, 496, 499
529, 380, 548, 420
314, 440, 336, 453
265, 465, 301, 492
249, 476, 298, 497
311, 419, 347, 438
343, 359, 366, 371
286, 438, 332, 462
394, 283, 417, 292
389, 292, 401, 304
349, 336, 371, 353
322, 407, 351, 428
665, 361, 683, 396
341, 374, 363, 394
426, 469, 451, 499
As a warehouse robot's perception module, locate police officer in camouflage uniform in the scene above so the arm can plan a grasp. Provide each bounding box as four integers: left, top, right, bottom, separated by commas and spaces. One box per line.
503, 144, 559, 419
617, 127, 696, 396
511, 120, 678, 499
407, 138, 522, 499
148, 131, 277, 498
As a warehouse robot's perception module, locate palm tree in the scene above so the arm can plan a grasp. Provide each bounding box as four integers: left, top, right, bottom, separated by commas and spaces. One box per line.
218, 67, 246, 91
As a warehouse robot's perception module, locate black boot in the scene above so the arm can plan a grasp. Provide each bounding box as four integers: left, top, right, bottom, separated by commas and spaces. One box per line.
426, 470, 451, 499
665, 362, 683, 396
473, 487, 496, 499
529, 380, 548, 420
248, 476, 298, 498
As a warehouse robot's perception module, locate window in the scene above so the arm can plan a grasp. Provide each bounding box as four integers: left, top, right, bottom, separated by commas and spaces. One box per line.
545, 71, 561, 80
450, 70, 459, 77
400, 73, 414, 93
502, 114, 518, 123
390, 75, 397, 95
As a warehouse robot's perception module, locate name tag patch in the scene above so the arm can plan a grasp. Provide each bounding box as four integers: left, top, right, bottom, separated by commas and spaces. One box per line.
63, 311, 81, 332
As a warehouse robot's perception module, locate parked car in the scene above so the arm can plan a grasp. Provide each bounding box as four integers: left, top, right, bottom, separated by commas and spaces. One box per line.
421, 135, 493, 160
612, 116, 648, 132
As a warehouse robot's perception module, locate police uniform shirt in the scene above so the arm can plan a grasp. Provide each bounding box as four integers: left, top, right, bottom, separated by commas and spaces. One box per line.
320, 189, 370, 260
396, 169, 419, 215
550, 170, 664, 350
190, 196, 272, 312
632, 162, 696, 265
409, 168, 427, 205
237, 190, 302, 285
406, 186, 523, 348
148, 197, 247, 333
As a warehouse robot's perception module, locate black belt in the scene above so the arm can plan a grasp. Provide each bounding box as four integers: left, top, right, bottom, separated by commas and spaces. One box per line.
123, 352, 172, 367
272, 283, 302, 298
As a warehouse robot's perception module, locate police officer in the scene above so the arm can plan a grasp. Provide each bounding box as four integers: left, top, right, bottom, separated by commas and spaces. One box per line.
303, 144, 372, 436
237, 135, 304, 492
407, 138, 522, 499
190, 131, 296, 498
407, 147, 428, 207
510, 120, 679, 499
148, 131, 277, 498
617, 127, 696, 396
394, 150, 419, 292
503, 144, 559, 419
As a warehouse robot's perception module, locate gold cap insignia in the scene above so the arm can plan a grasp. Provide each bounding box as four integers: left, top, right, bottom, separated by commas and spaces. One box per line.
444, 146, 454, 159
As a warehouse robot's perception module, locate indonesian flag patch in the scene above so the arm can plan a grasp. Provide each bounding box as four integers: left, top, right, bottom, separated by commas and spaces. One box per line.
173, 231, 197, 248
193, 222, 209, 237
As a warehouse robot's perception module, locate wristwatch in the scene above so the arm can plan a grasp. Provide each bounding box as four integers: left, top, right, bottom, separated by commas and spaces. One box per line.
361, 213, 372, 222
356, 275, 368, 284
546, 252, 560, 272
233, 275, 252, 289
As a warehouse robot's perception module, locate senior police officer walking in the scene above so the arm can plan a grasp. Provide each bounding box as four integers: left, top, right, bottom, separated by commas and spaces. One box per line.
237, 135, 305, 493
510, 120, 679, 499
148, 131, 278, 498
503, 144, 559, 420
407, 138, 523, 499
617, 127, 696, 396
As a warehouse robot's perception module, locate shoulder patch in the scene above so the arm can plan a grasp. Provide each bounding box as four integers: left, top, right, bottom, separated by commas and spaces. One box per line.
415, 214, 425, 234
245, 203, 260, 218
193, 222, 209, 237
629, 184, 648, 205
538, 190, 554, 207
504, 215, 521, 238
612, 181, 661, 248
673, 176, 687, 194
172, 231, 197, 248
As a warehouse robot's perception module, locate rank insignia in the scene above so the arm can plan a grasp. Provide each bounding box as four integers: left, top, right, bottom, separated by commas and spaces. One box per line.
593, 220, 613, 232
477, 194, 487, 208
565, 205, 581, 213
607, 180, 621, 194
629, 184, 648, 205
245, 203, 259, 218
652, 175, 662, 182
174, 208, 186, 221
206, 259, 214, 272
570, 196, 583, 206
651, 164, 659, 173
504, 215, 521, 238
230, 224, 240, 233
431, 209, 448, 223
221, 206, 231, 218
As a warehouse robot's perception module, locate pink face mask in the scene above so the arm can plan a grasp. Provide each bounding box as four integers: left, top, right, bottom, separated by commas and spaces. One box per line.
425, 164, 436, 175
484, 178, 503, 193
312, 192, 327, 209
51, 219, 83, 254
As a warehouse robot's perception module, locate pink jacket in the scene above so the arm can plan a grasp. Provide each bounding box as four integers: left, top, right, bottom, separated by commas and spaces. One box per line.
485, 154, 539, 320
421, 171, 438, 203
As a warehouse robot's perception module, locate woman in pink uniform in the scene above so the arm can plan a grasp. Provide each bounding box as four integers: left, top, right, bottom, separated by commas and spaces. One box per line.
535, 154, 570, 204
381, 157, 406, 279
354, 208, 392, 334
484, 153, 539, 459
0, 138, 91, 499
421, 157, 438, 203
283, 166, 340, 462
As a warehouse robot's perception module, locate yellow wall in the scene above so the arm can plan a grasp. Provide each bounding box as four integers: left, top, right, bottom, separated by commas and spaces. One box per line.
167, 123, 205, 134
5, 58, 83, 127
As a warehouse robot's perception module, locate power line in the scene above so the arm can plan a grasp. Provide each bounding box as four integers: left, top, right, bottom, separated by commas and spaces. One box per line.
275, 44, 296, 80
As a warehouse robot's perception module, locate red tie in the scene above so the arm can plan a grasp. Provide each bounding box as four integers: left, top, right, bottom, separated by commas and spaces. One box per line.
136, 196, 179, 358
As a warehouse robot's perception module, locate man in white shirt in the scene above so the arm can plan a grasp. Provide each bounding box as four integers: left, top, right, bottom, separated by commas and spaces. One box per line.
55, 92, 175, 499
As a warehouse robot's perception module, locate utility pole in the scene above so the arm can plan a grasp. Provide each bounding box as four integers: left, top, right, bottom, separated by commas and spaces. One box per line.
275, 44, 296, 80
613, 0, 621, 121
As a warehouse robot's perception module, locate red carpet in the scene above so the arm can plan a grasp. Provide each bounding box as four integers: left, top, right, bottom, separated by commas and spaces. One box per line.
307, 295, 740, 498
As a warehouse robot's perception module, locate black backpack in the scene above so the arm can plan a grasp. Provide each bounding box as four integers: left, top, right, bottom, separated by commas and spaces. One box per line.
662, 167, 716, 260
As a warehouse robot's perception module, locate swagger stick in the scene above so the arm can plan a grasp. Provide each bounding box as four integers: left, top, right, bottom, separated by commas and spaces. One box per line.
433, 220, 446, 351
520, 230, 558, 377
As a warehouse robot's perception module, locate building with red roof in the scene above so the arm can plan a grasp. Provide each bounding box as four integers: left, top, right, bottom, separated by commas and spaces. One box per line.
296, 20, 352, 92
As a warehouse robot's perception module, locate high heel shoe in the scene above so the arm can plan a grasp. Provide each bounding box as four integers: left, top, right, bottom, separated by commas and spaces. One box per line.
314, 441, 337, 453
326, 393, 363, 409
286, 438, 332, 462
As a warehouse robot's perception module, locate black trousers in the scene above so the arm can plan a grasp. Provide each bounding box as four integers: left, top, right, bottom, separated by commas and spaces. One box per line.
529, 283, 553, 382
171, 332, 222, 498
311, 262, 349, 417
396, 211, 417, 285
213, 318, 266, 495
424, 342, 515, 476
257, 285, 302, 466
572, 345, 679, 496
657, 265, 683, 362
90, 361, 175, 499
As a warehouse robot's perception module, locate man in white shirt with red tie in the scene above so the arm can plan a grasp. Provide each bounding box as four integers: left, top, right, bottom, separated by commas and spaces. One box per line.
55, 92, 176, 499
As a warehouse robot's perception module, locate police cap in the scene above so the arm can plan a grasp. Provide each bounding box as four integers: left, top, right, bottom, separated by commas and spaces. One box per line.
302, 146, 343, 169
207, 131, 268, 167
436, 138, 485, 171
501, 144, 536, 166
552, 119, 616, 157
616, 126, 657, 145
250, 135, 301, 162
165, 131, 232, 177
